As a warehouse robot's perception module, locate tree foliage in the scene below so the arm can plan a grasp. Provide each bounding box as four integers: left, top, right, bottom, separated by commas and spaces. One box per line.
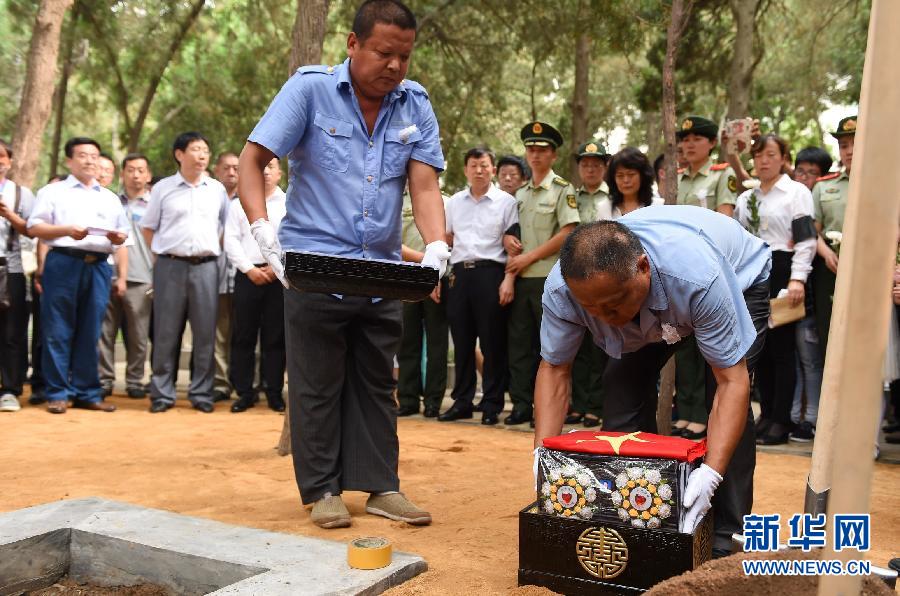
0, 0, 869, 189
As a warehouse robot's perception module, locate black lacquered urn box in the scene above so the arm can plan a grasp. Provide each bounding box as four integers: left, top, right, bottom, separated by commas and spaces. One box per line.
519, 431, 713, 594
284, 251, 438, 301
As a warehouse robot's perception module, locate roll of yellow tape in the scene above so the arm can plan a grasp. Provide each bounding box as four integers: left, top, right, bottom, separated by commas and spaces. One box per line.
348, 536, 392, 570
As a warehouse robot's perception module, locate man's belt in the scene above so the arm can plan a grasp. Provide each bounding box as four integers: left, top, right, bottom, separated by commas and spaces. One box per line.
452, 259, 504, 271
161, 254, 217, 265
52, 247, 108, 263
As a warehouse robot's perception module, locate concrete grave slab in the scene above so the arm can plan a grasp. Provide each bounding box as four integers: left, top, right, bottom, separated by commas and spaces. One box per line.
0, 497, 426, 595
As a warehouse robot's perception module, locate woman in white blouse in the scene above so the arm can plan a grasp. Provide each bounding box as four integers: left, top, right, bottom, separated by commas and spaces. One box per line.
735, 133, 816, 446
597, 147, 664, 221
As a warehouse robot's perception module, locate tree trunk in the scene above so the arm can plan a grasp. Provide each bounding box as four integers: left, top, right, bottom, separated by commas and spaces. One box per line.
656, 0, 694, 434
11, 0, 75, 189
726, 0, 759, 119
49, 1, 79, 177
569, 20, 591, 187
127, 0, 205, 152
278, 0, 331, 457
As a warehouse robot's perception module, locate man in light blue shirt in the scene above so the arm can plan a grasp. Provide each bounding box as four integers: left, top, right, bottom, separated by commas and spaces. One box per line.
238, 0, 448, 530
534, 205, 771, 557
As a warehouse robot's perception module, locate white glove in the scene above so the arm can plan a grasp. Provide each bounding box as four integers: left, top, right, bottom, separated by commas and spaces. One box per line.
249, 218, 287, 288
533, 447, 542, 490
421, 240, 451, 278
681, 463, 723, 534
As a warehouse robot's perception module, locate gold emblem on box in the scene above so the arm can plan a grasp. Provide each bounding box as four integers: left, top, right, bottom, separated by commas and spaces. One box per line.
575, 527, 629, 579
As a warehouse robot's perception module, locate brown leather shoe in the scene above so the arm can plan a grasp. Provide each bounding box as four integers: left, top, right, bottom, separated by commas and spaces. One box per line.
47, 401, 67, 414
73, 401, 117, 412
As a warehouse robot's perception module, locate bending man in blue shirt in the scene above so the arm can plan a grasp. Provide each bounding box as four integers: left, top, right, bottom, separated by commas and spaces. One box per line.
238, 0, 449, 529
535, 205, 771, 557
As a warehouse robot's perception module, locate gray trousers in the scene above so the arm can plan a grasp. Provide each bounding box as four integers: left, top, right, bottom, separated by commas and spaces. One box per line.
285, 290, 402, 504
98, 281, 152, 389
149, 257, 218, 405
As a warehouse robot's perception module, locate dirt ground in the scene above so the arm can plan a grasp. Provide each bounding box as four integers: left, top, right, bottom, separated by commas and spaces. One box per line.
2, 395, 898, 595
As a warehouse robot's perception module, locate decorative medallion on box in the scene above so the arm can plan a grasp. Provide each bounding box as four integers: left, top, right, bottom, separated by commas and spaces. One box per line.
575, 527, 629, 579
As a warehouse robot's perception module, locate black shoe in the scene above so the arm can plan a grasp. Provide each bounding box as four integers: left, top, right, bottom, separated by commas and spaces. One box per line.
789, 421, 815, 443
757, 422, 790, 445
564, 412, 584, 425
712, 548, 732, 559
212, 390, 231, 403
397, 404, 420, 417
28, 393, 47, 406
481, 412, 499, 425
267, 395, 285, 412
149, 400, 171, 413
473, 401, 484, 412
754, 417, 772, 438
670, 426, 687, 437
193, 401, 214, 413
889, 558, 900, 573
423, 405, 440, 418
504, 410, 532, 426
126, 387, 146, 399
885, 431, 900, 444
438, 403, 473, 421
231, 396, 256, 413
583, 416, 601, 428
882, 422, 900, 434
102, 385, 113, 397
682, 428, 707, 440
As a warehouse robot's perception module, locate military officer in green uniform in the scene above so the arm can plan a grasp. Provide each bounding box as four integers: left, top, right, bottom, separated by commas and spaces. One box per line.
398, 190, 449, 418
673, 116, 739, 439
504, 122, 580, 425
567, 139, 610, 427
812, 115, 855, 351
676, 116, 738, 217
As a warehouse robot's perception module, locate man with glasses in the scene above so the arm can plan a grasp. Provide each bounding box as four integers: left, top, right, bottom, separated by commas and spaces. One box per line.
142, 132, 229, 413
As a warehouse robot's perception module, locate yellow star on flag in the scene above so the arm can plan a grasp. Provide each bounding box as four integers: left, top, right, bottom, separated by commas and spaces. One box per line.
576, 431, 649, 455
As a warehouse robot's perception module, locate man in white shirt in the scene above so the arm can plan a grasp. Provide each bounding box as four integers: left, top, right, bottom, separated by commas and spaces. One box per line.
27, 137, 130, 414
141, 132, 229, 413
0, 139, 36, 412
224, 157, 286, 413
212, 152, 240, 402
438, 147, 518, 425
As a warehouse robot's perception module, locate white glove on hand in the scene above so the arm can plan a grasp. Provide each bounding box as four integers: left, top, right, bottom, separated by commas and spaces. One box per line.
249, 218, 287, 288
421, 240, 451, 278
681, 463, 723, 534
533, 447, 542, 490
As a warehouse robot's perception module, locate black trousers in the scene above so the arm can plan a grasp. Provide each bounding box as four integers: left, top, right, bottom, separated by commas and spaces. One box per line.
600, 278, 770, 553
447, 264, 509, 414
230, 271, 285, 402
285, 290, 402, 504
756, 251, 797, 427
0, 272, 28, 395
397, 278, 448, 410
29, 275, 44, 394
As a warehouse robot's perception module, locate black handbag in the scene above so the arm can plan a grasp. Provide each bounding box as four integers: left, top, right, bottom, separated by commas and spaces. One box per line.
0, 184, 22, 310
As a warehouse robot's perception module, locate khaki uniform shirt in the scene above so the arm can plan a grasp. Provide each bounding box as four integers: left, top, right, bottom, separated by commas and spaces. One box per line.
401, 191, 449, 254
677, 158, 738, 210
812, 170, 849, 234
516, 170, 580, 278
575, 182, 609, 224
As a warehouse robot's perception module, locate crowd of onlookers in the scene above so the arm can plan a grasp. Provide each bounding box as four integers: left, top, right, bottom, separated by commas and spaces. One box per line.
0, 112, 898, 452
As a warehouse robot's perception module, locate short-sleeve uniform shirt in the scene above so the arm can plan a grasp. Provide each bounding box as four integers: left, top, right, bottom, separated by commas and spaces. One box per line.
540, 205, 771, 369
677, 158, 738, 210
812, 170, 849, 234
247, 59, 445, 261
516, 170, 580, 278
575, 183, 609, 224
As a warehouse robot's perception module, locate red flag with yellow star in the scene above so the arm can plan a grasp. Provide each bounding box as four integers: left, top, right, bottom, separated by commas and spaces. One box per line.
542, 431, 706, 462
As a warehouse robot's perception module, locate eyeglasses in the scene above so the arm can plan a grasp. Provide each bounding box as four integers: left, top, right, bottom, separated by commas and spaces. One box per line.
794, 168, 820, 178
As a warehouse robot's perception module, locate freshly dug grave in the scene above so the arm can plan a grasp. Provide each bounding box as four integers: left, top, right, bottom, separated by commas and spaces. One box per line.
645, 549, 894, 596
27, 577, 170, 596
